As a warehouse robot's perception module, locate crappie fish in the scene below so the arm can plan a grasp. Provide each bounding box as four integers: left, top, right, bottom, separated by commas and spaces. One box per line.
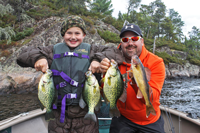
38, 69, 55, 121
79, 71, 101, 122
102, 60, 124, 118
129, 55, 156, 118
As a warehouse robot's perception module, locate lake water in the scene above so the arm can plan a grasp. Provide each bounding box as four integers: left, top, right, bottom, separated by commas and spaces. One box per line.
160, 78, 200, 119
0, 93, 40, 121
0, 78, 200, 121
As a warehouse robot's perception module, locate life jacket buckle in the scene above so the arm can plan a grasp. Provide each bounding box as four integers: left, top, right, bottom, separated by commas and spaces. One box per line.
59, 81, 67, 88
66, 93, 77, 99
70, 79, 78, 87
67, 52, 74, 56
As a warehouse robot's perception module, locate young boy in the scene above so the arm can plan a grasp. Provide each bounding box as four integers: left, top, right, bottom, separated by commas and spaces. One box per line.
17, 15, 106, 133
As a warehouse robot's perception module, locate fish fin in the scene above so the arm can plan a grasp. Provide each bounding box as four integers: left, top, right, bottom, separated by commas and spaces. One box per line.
38, 99, 44, 110
146, 104, 156, 118
136, 89, 143, 99
41, 86, 46, 92
109, 106, 121, 118
149, 87, 153, 102
144, 67, 151, 81
99, 86, 103, 90
84, 112, 97, 122
100, 77, 105, 83
127, 69, 133, 73
93, 86, 97, 94
95, 98, 101, 111
127, 69, 134, 79
119, 88, 127, 103
79, 94, 87, 109
53, 89, 58, 108
103, 92, 110, 105
45, 110, 55, 121
108, 77, 111, 86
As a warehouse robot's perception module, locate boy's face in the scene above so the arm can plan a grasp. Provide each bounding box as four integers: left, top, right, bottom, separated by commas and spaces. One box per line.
64, 27, 86, 48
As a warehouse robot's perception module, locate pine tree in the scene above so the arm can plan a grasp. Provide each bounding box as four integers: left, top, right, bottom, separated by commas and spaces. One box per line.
90, 0, 113, 16
55, 0, 90, 14
0, 0, 15, 44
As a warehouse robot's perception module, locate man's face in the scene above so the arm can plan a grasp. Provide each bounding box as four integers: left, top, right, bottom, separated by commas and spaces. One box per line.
120, 31, 144, 63
64, 27, 86, 48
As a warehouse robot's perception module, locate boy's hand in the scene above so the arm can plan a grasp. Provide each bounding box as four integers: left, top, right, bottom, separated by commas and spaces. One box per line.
100, 58, 113, 74
34, 58, 49, 73
89, 60, 101, 73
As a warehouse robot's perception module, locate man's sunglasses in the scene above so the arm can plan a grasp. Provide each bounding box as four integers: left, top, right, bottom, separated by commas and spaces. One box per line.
121, 36, 141, 43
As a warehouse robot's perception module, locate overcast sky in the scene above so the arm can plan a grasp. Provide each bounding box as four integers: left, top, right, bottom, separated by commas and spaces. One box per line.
111, 0, 200, 37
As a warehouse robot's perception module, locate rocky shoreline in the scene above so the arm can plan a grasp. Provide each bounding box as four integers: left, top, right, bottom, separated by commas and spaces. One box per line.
0, 63, 199, 95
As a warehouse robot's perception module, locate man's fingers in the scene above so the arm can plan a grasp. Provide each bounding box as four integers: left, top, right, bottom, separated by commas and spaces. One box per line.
89, 61, 101, 73
100, 58, 111, 74
88, 66, 91, 71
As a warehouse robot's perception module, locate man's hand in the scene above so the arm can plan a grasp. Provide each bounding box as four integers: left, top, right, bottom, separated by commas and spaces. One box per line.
89, 60, 101, 73
34, 58, 49, 73
100, 58, 117, 74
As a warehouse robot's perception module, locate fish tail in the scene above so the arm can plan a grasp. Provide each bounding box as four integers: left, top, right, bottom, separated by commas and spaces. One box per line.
84, 112, 97, 122
45, 109, 55, 121
109, 106, 121, 118
146, 104, 156, 118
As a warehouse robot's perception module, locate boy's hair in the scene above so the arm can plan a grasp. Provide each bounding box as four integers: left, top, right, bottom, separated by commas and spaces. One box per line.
61, 15, 86, 37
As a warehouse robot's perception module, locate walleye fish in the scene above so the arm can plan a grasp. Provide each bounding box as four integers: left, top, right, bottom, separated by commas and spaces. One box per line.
129, 55, 156, 118
102, 60, 124, 118
79, 71, 101, 122
38, 69, 55, 121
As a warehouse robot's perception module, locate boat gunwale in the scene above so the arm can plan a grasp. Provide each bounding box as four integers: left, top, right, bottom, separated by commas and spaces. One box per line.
1, 106, 200, 131
160, 105, 200, 126
0, 109, 46, 131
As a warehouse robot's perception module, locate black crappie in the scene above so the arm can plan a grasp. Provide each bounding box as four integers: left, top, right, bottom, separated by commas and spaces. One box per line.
102, 60, 124, 118
38, 69, 55, 121
80, 71, 101, 122
129, 55, 156, 118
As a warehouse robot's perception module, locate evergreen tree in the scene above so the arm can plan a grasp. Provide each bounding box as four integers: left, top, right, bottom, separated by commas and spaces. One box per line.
90, 0, 113, 16
0, 0, 15, 44
168, 9, 184, 40
187, 26, 200, 50
55, 0, 90, 14
161, 17, 177, 41
152, 0, 166, 38
126, 0, 141, 17
117, 11, 123, 21
0, 1, 14, 17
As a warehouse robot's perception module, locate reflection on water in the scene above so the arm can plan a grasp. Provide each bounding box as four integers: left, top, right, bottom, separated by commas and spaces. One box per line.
0, 93, 40, 121
160, 78, 200, 119
0, 78, 200, 121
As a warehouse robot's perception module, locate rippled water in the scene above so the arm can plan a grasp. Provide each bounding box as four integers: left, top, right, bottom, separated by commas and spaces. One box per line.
0, 93, 40, 121
160, 78, 200, 119
0, 78, 200, 121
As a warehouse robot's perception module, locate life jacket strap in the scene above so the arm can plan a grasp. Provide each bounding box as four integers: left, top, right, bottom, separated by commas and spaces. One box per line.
52, 69, 84, 88
60, 94, 77, 123
53, 52, 90, 59
52, 95, 62, 109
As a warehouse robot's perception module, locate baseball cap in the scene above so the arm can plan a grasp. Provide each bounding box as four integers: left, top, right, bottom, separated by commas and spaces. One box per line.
60, 15, 86, 37
119, 23, 143, 38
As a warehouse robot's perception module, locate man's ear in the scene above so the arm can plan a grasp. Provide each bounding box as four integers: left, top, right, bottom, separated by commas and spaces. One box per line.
141, 38, 144, 46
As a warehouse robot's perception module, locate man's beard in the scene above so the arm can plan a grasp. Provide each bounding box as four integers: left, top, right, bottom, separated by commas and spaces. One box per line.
125, 45, 137, 57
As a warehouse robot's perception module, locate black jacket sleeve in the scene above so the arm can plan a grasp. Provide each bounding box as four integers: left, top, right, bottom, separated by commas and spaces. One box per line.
16, 45, 54, 68
92, 45, 124, 65
89, 44, 110, 62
